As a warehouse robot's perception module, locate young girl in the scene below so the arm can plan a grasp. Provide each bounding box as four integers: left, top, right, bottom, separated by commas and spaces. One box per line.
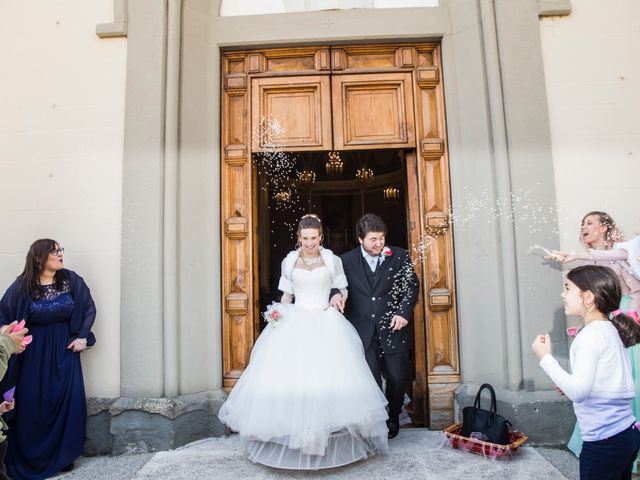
532, 265, 640, 479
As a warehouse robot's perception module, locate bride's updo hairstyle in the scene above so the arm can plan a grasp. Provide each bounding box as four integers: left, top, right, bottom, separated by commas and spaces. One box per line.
297, 214, 323, 235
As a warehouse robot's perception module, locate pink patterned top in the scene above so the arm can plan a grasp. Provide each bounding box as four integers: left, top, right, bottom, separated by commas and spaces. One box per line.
584, 249, 640, 313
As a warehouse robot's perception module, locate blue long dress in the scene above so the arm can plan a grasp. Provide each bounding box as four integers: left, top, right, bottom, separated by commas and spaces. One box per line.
6, 283, 87, 480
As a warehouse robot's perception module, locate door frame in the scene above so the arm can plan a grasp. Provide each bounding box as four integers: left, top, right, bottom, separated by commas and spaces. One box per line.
220, 43, 459, 427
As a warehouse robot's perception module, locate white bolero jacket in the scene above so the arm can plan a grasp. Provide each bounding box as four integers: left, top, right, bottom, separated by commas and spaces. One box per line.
277, 247, 348, 295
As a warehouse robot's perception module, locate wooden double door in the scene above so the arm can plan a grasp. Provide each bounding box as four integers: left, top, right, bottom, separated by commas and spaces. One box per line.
251, 72, 414, 151
221, 44, 459, 427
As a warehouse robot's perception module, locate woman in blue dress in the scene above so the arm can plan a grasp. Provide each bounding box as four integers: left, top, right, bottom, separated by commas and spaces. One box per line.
0, 239, 97, 479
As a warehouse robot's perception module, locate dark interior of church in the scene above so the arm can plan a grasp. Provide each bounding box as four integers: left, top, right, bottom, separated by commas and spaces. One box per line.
256, 148, 409, 316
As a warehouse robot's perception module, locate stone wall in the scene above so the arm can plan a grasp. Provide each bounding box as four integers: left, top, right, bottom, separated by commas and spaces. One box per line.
541, 0, 640, 241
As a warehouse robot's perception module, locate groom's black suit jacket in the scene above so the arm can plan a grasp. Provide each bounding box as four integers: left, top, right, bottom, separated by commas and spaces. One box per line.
340, 246, 419, 354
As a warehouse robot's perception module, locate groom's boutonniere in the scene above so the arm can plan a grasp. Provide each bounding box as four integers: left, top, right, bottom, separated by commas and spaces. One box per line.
382, 246, 393, 257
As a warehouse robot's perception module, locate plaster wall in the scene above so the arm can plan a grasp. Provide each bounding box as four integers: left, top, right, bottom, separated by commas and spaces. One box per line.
0, 1, 126, 397
540, 0, 640, 247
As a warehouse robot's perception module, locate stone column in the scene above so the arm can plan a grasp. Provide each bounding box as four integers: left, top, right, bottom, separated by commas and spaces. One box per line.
120, 0, 167, 399
88, 0, 225, 455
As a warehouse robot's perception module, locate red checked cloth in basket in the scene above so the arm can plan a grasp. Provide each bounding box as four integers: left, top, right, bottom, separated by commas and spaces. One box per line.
443, 423, 528, 459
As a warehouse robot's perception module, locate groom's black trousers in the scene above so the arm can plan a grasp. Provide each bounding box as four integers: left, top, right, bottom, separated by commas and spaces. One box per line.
364, 332, 410, 420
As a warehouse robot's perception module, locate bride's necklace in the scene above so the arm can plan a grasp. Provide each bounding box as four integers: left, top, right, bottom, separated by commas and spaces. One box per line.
298, 255, 323, 266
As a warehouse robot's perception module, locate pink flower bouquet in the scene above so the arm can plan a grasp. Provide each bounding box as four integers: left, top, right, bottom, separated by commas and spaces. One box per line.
263, 303, 283, 327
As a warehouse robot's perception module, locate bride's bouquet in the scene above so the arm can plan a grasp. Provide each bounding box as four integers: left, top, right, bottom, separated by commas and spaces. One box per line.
263, 302, 283, 327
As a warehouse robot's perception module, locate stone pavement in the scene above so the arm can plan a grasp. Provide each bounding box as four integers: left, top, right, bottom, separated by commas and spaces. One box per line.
55, 430, 579, 480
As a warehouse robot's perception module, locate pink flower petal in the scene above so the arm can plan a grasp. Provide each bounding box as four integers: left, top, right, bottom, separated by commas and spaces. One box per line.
11, 320, 26, 333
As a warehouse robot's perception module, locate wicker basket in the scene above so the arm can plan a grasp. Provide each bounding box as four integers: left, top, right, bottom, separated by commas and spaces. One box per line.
443, 423, 528, 459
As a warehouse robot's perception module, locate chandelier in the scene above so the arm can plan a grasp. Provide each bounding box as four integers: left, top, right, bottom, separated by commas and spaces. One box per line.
325, 151, 343, 177
297, 170, 316, 185
274, 190, 291, 203
383, 186, 400, 201
355, 167, 374, 183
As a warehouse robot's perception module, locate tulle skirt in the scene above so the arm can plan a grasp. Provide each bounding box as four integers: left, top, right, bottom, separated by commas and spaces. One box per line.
218, 304, 389, 469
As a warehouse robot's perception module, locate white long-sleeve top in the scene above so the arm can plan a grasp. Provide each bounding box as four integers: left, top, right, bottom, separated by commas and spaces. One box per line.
539, 320, 636, 441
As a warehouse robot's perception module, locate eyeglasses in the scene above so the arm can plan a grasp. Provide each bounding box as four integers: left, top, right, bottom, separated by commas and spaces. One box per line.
50, 248, 65, 257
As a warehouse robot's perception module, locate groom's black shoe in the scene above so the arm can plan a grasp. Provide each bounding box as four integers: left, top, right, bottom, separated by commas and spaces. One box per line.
387, 418, 400, 439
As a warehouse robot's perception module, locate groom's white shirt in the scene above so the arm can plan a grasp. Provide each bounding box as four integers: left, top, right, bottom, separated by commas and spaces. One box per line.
361, 246, 383, 272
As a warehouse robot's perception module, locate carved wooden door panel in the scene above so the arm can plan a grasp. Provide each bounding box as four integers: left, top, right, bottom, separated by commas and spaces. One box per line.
221, 54, 252, 391
332, 72, 415, 150
404, 150, 429, 425
251, 76, 332, 152
412, 51, 460, 428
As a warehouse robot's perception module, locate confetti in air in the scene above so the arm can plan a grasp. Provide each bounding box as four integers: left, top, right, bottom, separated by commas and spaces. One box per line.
527, 244, 553, 258
448, 186, 570, 235
419, 186, 582, 258
252, 117, 306, 234
253, 119, 581, 253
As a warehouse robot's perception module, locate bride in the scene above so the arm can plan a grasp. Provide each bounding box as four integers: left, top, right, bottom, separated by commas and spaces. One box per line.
218, 214, 389, 469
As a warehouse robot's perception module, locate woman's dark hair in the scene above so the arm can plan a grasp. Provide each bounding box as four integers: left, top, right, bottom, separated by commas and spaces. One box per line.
18, 239, 67, 298
580, 211, 622, 248
567, 265, 640, 347
297, 214, 323, 235
356, 213, 387, 240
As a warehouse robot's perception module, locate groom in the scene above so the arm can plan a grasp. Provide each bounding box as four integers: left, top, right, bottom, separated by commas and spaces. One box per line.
331, 213, 419, 439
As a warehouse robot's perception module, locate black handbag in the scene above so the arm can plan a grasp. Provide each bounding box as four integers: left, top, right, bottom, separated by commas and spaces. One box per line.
461, 383, 511, 445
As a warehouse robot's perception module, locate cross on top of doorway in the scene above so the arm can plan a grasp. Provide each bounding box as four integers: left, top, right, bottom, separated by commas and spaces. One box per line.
323, 19, 334, 29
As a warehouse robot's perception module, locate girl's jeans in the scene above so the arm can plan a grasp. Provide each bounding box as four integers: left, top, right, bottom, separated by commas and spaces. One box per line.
580, 424, 640, 480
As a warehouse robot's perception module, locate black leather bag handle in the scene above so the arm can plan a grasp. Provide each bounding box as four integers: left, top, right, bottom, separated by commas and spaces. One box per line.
473, 383, 497, 413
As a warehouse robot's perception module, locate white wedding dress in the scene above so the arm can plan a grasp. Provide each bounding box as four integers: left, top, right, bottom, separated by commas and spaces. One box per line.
218, 250, 389, 469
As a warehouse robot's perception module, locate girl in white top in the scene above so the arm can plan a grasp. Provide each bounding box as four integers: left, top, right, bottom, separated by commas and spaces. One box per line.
546, 211, 640, 467
532, 265, 640, 480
